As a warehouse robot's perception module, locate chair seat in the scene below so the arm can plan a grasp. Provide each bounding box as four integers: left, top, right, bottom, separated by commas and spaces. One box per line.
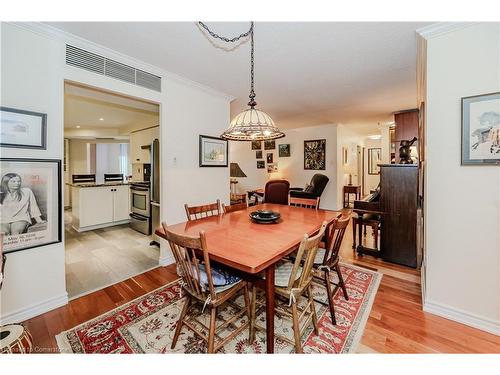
260, 260, 303, 287
196, 264, 241, 287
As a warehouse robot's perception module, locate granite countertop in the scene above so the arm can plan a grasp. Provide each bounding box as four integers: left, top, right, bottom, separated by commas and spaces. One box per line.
66, 182, 130, 188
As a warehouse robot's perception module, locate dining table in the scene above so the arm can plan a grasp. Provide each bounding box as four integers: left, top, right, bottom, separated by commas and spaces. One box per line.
155, 203, 341, 353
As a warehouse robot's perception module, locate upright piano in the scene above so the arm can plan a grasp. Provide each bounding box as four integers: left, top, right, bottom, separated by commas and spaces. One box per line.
353, 164, 419, 268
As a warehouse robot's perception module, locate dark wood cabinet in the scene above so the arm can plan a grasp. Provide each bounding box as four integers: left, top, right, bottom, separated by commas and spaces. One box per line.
380, 164, 418, 268
393, 109, 419, 164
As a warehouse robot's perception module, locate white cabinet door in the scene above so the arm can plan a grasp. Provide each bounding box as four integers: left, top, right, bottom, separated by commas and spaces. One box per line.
79, 187, 114, 227
130, 132, 141, 163
113, 185, 130, 222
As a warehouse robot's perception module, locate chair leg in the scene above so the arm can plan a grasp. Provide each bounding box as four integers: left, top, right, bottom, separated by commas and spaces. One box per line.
207, 306, 217, 353
291, 301, 303, 354
323, 270, 336, 325
171, 296, 191, 349
307, 285, 319, 335
249, 285, 257, 343
336, 265, 349, 301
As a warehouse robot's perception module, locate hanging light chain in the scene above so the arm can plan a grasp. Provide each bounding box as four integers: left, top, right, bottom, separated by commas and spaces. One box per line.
198, 21, 256, 108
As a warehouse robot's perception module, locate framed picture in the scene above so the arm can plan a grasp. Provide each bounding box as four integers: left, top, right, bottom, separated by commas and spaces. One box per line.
257, 160, 265, 169
251, 140, 262, 150
461, 92, 500, 165
199, 135, 228, 167
0, 158, 62, 254
304, 139, 326, 170
266, 153, 274, 163
368, 148, 382, 175
264, 140, 276, 150
342, 146, 348, 165
256, 150, 263, 159
1, 107, 47, 149
279, 144, 290, 157
267, 163, 278, 173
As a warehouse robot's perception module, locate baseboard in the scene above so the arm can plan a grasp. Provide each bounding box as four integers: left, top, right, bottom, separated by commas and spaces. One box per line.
0, 292, 68, 325
159, 253, 175, 266
423, 299, 499, 336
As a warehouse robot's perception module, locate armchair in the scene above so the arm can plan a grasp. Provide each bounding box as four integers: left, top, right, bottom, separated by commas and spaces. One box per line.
289, 173, 329, 200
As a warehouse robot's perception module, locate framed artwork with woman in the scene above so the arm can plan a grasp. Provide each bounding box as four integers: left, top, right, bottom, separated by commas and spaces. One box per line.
0, 158, 61, 253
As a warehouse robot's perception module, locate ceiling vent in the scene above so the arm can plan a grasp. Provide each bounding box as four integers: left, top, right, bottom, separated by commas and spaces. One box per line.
66, 45, 161, 92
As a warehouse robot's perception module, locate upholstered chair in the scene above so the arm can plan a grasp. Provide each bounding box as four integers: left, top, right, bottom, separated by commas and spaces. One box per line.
263, 179, 290, 205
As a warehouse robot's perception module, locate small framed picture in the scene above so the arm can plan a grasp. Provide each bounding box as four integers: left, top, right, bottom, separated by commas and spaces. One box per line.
0, 107, 47, 149
264, 140, 276, 150
256, 150, 263, 159
461, 92, 500, 165
251, 140, 262, 150
267, 163, 278, 173
368, 148, 382, 175
279, 144, 290, 157
199, 135, 228, 167
257, 160, 265, 169
266, 153, 274, 163
304, 139, 326, 170
1, 158, 62, 254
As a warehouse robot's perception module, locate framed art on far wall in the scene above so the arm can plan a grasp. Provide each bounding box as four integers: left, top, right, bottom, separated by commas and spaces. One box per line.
304, 139, 326, 170
461, 92, 500, 165
368, 148, 382, 174
279, 144, 290, 157
251, 140, 262, 150
0, 107, 47, 149
264, 140, 276, 150
0, 158, 62, 254
199, 135, 228, 167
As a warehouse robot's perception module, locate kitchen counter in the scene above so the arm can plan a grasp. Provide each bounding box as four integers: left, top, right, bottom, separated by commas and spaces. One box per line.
66, 182, 129, 188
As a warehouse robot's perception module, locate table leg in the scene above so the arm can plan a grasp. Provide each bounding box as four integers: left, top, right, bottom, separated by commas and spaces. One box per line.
352, 217, 357, 249
265, 264, 275, 353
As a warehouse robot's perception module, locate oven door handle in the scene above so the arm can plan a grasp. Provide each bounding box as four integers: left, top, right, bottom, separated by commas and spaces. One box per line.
131, 187, 149, 192
129, 213, 148, 221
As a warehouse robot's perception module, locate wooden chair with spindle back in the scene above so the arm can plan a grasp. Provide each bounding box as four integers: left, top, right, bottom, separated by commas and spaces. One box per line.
312, 212, 351, 325
222, 202, 248, 214
162, 223, 251, 353
249, 222, 328, 353
184, 199, 221, 221
288, 195, 320, 210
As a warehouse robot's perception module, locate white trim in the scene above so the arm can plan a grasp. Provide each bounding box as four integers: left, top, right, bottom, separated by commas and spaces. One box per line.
423, 299, 500, 336
0, 293, 68, 325
8, 22, 235, 102
416, 22, 480, 40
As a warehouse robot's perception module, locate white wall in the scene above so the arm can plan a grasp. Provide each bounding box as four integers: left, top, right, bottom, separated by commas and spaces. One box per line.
0, 22, 231, 323
230, 124, 338, 210
423, 23, 500, 334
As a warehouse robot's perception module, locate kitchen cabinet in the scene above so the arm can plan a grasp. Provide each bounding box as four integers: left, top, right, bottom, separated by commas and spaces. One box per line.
130, 126, 159, 164
70, 184, 130, 232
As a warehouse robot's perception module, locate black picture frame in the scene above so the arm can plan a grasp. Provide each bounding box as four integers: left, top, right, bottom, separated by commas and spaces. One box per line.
279, 144, 291, 157
368, 148, 382, 175
266, 153, 274, 163
251, 140, 262, 150
0, 106, 47, 150
199, 135, 228, 167
264, 140, 276, 150
0, 158, 62, 254
256, 150, 263, 159
461, 92, 500, 165
257, 160, 265, 169
304, 139, 326, 170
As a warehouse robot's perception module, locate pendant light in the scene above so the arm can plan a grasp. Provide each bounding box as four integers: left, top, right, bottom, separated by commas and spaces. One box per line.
199, 22, 284, 141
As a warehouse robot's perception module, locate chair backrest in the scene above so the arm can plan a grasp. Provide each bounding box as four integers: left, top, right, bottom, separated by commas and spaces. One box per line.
222, 202, 248, 214
321, 214, 350, 267
264, 179, 290, 205
184, 199, 221, 221
304, 174, 330, 198
288, 196, 320, 210
286, 222, 327, 291
161, 223, 216, 301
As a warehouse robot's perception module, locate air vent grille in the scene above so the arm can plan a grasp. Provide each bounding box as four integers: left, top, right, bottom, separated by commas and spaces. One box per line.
66, 45, 161, 92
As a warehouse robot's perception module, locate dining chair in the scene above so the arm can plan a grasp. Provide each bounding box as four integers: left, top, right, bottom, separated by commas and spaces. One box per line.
312, 213, 350, 325
162, 223, 252, 353
249, 222, 328, 353
288, 196, 320, 210
263, 179, 290, 205
184, 199, 221, 221
222, 202, 248, 214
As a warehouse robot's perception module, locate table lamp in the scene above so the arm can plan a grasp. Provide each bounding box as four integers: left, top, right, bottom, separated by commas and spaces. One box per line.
230, 162, 247, 195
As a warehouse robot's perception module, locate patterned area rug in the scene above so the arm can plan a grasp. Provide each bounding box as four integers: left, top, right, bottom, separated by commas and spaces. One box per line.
56, 263, 381, 354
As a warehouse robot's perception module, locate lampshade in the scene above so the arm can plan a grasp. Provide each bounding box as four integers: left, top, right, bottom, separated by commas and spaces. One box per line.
230, 163, 247, 178
221, 108, 285, 141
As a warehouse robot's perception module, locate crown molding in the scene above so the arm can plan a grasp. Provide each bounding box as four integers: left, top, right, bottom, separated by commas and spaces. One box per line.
7, 22, 235, 102
416, 22, 480, 40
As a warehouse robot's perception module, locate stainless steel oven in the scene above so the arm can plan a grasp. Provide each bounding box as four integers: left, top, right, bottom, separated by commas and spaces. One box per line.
130, 183, 150, 217
129, 212, 150, 235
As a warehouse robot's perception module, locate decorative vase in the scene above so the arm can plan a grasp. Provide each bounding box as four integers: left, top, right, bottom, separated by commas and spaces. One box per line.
399, 137, 417, 164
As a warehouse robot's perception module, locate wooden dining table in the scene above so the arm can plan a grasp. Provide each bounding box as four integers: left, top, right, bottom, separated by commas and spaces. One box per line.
155, 203, 340, 353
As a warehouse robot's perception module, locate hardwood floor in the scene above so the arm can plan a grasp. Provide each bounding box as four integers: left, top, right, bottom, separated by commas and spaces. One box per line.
21, 219, 499, 354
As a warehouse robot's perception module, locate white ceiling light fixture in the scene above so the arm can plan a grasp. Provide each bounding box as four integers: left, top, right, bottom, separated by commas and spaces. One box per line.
76, 125, 81, 128
99, 117, 104, 121
367, 134, 382, 140
198, 22, 284, 141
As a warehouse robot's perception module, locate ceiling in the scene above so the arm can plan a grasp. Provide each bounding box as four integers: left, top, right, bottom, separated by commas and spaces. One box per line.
52, 22, 430, 130
64, 83, 159, 134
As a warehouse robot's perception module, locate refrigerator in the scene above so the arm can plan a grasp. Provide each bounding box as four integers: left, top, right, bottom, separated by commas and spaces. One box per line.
150, 138, 161, 244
